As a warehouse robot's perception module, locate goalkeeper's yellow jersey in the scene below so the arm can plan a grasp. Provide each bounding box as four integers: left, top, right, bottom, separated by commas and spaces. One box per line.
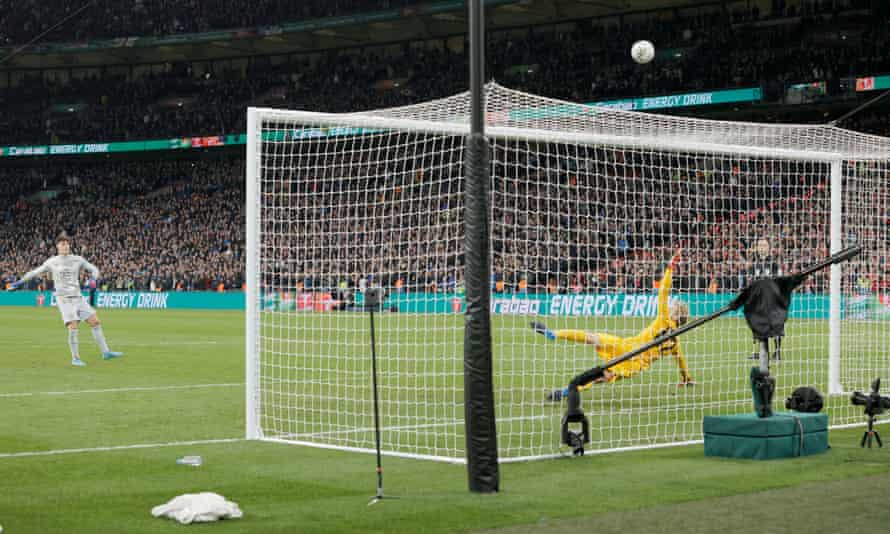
603, 267, 688, 381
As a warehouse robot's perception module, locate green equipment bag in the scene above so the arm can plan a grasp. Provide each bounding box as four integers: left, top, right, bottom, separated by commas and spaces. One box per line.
703, 412, 829, 460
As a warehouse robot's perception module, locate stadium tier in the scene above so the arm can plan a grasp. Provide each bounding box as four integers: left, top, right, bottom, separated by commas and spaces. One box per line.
0, 0, 418, 45
2, 5, 889, 145
1, 159, 245, 291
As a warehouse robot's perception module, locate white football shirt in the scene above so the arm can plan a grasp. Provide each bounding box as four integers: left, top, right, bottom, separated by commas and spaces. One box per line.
22, 255, 100, 297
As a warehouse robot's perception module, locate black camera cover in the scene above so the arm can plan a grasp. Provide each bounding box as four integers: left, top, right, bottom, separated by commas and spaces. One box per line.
730, 274, 806, 340
786, 386, 824, 413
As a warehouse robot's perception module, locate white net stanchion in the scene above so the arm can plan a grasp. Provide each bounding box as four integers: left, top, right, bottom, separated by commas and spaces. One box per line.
246, 83, 890, 462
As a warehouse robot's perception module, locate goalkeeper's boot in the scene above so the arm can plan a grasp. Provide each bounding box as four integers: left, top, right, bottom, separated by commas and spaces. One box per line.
102, 351, 123, 360
530, 321, 556, 340
546, 388, 568, 402
71, 358, 87, 367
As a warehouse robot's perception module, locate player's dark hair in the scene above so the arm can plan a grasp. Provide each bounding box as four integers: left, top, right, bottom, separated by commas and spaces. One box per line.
56, 233, 70, 244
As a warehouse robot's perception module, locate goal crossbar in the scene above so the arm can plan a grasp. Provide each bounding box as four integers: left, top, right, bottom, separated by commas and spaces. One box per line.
248, 107, 847, 163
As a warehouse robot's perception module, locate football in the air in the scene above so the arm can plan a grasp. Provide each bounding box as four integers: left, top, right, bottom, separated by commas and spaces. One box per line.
631, 40, 655, 64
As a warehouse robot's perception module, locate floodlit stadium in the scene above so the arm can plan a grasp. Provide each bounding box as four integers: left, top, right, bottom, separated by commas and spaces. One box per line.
2, 1, 890, 532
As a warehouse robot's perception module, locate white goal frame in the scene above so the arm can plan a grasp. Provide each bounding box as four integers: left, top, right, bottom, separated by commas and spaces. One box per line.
245, 82, 890, 462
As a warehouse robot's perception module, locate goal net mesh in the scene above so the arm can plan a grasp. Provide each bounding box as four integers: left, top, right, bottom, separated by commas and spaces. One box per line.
247, 82, 890, 462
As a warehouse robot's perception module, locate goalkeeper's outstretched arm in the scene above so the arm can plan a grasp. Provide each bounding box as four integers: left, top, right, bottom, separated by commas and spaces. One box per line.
657, 250, 682, 319
675, 346, 695, 386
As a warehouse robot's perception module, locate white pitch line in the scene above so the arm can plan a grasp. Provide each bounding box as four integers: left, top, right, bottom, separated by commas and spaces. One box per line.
0, 415, 545, 460
0, 382, 243, 398
287, 413, 551, 439
21, 340, 236, 348
0, 438, 244, 458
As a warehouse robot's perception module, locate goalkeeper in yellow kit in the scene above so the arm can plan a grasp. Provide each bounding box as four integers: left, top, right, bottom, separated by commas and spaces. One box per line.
533, 251, 694, 401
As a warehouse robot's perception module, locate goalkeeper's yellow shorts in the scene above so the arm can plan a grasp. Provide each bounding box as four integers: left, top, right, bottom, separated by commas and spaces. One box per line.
595, 333, 650, 382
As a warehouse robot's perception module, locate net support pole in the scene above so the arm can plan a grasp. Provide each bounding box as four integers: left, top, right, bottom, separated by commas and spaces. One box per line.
367, 304, 386, 503
464, 0, 499, 492
828, 158, 843, 394
245, 108, 261, 439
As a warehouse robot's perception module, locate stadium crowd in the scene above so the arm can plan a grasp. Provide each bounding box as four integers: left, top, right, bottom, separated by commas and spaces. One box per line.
502, 148, 854, 296
0, 0, 415, 45
0, 159, 244, 291
2, 6, 890, 145
1, 0, 876, 47
1, 1, 889, 296
5, 140, 885, 296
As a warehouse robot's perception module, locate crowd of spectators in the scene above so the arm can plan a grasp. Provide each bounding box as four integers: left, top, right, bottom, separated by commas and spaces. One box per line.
0, 158, 244, 291
1, 139, 888, 295
845, 113, 890, 137
0, 0, 414, 45
1, 1, 889, 295
0, 0, 878, 47
268, 140, 888, 298
2, 5, 890, 145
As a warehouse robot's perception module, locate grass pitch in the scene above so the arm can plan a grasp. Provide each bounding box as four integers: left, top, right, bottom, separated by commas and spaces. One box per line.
1, 307, 889, 533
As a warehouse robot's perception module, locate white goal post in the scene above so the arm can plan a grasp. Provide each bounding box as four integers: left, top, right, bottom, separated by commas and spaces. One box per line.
246, 82, 890, 462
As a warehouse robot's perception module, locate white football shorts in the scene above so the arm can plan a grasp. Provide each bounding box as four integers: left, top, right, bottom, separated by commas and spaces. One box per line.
56, 295, 96, 324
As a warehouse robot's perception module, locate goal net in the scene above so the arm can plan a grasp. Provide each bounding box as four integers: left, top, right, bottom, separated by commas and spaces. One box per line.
246, 82, 890, 462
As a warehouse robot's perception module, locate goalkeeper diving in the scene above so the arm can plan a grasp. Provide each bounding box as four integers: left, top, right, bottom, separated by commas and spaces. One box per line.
533, 251, 694, 401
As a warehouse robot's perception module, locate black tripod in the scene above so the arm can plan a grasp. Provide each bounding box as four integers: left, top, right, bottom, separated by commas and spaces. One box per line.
861, 414, 883, 448
851, 378, 890, 449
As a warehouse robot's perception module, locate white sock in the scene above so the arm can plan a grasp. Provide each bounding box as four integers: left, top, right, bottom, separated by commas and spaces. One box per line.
68, 329, 79, 360
91, 325, 111, 353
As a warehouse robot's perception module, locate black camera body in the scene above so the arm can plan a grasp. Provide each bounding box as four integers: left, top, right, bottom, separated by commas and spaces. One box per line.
851, 378, 890, 417
365, 287, 385, 309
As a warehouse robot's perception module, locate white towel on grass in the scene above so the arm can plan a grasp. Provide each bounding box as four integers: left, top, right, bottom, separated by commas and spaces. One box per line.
152, 492, 243, 524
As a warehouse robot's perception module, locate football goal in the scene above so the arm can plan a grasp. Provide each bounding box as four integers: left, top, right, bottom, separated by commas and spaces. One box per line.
246, 82, 890, 462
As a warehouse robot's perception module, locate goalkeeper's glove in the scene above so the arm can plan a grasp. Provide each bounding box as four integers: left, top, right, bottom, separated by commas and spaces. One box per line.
7, 280, 24, 291
668, 249, 682, 271
678, 372, 696, 387
530, 321, 556, 340
546, 388, 569, 402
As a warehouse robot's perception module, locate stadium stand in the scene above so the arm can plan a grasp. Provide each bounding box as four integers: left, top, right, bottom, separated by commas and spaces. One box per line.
1, 1, 888, 294
1, 6, 888, 144
1, 159, 244, 291
5, 141, 885, 294
0, 0, 416, 44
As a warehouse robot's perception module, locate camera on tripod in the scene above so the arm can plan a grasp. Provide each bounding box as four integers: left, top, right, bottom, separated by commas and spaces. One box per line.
850, 378, 890, 448
850, 378, 890, 417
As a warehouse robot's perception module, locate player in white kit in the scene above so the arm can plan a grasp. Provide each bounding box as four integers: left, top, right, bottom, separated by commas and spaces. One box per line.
8, 234, 123, 366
